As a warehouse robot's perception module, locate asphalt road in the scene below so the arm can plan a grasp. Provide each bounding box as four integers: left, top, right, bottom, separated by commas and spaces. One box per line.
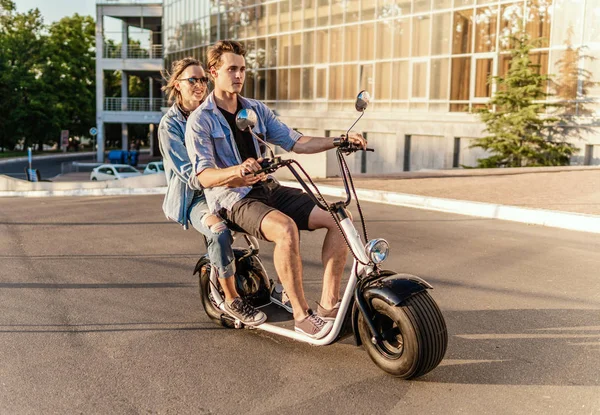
1, 195, 599, 414
0, 153, 96, 180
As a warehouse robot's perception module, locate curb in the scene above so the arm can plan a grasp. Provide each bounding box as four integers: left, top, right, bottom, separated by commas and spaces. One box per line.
278, 181, 600, 235
0, 152, 97, 165
2, 181, 598, 234
0, 187, 166, 197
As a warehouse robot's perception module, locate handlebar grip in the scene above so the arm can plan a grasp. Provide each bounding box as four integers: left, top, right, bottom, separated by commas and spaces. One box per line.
366, 148, 374, 152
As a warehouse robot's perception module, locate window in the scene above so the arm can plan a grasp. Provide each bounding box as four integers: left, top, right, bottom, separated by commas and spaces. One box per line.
432, 13, 451, 55
450, 57, 471, 100
302, 67, 313, 100
527, 0, 551, 47
475, 6, 498, 53
359, 23, 375, 61
391, 61, 409, 100
411, 61, 428, 98
376, 62, 392, 100
393, 18, 410, 58
329, 65, 343, 100
343, 65, 358, 99
278, 68, 288, 100
345, 25, 359, 62
452, 9, 473, 54
430, 58, 449, 99
377, 20, 394, 60
412, 15, 430, 57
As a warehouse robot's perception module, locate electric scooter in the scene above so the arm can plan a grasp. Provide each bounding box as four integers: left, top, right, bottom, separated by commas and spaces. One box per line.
194, 91, 448, 379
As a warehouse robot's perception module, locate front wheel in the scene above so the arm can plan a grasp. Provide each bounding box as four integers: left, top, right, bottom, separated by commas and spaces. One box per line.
358, 291, 447, 379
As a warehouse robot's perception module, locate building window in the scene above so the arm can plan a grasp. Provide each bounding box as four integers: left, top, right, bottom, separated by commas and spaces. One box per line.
412, 61, 428, 98
432, 12, 451, 56
452, 9, 473, 54
475, 6, 499, 53
412, 15, 430, 57
430, 58, 449, 100
450, 57, 471, 101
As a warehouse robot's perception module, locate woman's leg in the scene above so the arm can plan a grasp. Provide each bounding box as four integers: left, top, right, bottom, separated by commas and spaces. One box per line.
187, 197, 238, 300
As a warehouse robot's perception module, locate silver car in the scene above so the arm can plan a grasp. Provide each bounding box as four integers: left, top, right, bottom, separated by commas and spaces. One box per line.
90, 164, 142, 181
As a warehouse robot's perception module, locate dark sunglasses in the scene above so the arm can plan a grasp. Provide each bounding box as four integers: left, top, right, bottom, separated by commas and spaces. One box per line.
178, 76, 209, 86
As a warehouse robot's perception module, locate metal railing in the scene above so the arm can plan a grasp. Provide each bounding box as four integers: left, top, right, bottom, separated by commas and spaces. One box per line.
97, 0, 162, 4
103, 44, 163, 59
104, 97, 165, 112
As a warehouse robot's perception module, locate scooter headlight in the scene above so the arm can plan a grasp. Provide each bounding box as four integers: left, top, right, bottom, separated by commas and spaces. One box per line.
365, 239, 389, 264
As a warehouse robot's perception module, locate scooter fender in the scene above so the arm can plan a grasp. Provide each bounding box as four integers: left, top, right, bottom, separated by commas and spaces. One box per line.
193, 254, 210, 276
351, 271, 433, 346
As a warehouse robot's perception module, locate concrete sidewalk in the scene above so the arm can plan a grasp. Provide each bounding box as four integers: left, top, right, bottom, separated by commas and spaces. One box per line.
313, 166, 600, 216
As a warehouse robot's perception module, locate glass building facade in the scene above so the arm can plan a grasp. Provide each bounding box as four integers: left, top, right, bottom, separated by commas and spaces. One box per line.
163, 0, 600, 171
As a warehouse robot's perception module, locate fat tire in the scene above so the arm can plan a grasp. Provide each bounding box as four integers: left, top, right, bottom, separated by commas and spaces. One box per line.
358, 291, 447, 379
198, 263, 232, 328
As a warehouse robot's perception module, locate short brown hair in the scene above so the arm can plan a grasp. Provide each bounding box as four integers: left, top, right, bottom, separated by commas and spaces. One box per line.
206, 40, 246, 73
161, 57, 203, 106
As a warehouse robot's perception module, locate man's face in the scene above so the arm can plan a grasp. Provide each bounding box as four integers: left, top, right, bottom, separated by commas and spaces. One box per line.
211, 52, 246, 94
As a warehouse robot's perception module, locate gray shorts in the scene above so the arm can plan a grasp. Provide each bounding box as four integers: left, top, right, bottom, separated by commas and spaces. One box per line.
220, 179, 316, 240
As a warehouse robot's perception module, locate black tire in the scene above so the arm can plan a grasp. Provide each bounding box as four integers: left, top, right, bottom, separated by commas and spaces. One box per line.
198, 263, 233, 328
358, 291, 447, 379
91, 177, 97, 181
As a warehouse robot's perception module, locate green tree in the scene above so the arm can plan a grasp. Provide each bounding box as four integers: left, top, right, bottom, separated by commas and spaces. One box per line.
43, 14, 96, 144
0, 0, 47, 151
472, 31, 576, 167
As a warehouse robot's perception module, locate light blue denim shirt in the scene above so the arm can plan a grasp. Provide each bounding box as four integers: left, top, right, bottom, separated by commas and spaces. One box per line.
185, 92, 302, 212
158, 104, 203, 229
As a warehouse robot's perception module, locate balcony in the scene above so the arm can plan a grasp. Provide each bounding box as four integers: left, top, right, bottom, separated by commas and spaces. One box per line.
105, 97, 165, 112
103, 43, 163, 59
97, 0, 162, 4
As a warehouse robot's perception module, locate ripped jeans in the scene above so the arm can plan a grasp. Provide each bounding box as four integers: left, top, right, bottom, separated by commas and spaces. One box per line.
187, 195, 236, 279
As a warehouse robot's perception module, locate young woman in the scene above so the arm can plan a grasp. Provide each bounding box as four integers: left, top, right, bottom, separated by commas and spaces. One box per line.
158, 57, 266, 325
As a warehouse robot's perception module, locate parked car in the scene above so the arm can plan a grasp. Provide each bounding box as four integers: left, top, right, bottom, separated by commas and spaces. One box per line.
90, 164, 142, 181
143, 161, 164, 175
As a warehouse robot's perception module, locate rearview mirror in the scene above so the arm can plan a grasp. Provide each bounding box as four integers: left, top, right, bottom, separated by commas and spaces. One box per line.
235, 108, 258, 131
355, 90, 370, 112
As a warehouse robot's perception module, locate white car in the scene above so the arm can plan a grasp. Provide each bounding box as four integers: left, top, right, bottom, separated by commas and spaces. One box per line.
143, 161, 164, 175
90, 164, 142, 181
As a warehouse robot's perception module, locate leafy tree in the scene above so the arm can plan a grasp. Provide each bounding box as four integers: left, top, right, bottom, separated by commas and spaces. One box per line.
43, 14, 96, 144
0, 3, 96, 151
472, 31, 576, 167
0, 0, 47, 151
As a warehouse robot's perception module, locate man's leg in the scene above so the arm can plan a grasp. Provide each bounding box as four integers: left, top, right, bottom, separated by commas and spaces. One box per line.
259, 210, 310, 321
307, 207, 349, 310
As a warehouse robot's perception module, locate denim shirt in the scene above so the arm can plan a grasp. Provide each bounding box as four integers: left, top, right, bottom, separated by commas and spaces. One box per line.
185, 92, 302, 212
158, 104, 204, 229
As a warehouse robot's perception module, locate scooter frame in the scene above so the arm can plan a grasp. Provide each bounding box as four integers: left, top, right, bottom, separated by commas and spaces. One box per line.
208, 214, 372, 345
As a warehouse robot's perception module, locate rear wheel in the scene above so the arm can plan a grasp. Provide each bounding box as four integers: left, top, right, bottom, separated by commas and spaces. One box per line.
358, 291, 447, 379
199, 264, 233, 328
91, 177, 97, 181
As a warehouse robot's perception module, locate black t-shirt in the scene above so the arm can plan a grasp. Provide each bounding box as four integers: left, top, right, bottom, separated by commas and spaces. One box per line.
218, 100, 258, 162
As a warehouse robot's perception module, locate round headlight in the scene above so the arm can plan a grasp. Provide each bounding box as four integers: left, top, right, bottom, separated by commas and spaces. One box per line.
365, 239, 389, 264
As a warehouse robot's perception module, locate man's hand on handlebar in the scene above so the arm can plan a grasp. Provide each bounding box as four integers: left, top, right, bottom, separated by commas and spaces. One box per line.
346, 131, 367, 150
229, 157, 267, 187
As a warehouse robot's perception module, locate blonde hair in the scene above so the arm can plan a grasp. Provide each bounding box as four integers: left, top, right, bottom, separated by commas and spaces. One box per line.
206, 40, 246, 74
161, 57, 204, 107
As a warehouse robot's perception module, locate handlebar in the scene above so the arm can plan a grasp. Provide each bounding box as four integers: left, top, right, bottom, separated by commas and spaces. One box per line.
333, 136, 374, 154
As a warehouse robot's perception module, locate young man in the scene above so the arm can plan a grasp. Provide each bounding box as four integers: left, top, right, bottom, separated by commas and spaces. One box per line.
185, 40, 366, 339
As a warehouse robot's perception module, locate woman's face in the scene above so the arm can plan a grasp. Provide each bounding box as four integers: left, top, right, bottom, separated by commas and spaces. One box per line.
175, 65, 207, 106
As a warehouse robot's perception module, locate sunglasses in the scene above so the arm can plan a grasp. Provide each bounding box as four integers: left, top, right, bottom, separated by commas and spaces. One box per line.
178, 76, 209, 86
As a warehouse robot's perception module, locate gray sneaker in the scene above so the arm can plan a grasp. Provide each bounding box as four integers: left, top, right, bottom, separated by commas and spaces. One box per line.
222, 297, 267, 326
317, 301, 341, 322
270, 283, 293, 313
294, 309, 333, 339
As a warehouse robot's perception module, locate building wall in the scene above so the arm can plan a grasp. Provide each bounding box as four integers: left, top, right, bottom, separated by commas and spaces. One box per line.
164, 0, 600, 175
